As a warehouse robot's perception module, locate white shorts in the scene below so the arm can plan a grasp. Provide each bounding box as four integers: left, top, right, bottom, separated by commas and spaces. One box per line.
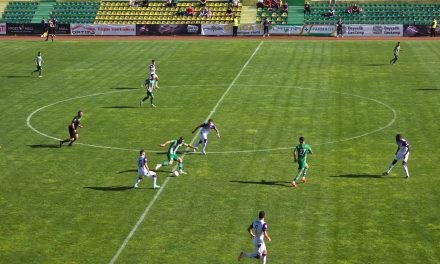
138, 169, 156, 177
395, 151, 409, 163
200, 132, 208, 141
253, 240, 266, 257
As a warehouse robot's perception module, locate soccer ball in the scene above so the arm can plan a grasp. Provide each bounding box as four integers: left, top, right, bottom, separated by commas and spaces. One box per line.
172, 171, 180, 177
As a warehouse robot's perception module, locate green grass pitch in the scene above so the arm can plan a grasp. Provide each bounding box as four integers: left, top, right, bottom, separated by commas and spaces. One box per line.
1, 39, 440, 263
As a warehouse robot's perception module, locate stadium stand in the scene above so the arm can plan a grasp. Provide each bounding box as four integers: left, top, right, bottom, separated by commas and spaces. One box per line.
50, 1, 100, 23
304, 2, 440, 25
256, 6, 288, 24
94, 1, 241, 24
0, 1, 38, 23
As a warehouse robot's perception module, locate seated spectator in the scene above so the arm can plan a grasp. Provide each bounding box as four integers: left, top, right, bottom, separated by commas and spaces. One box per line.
282, 2, 288, 13
199, 6, 212, 17
165, 0, 172, 7
199, 0, 207, 7
172, 0, 178, 8
304, 2, 310, 14
186, 5, 195, 16
226, 6, 233, 17
232, 0, 239, 8
129, 0, 136, 7
142, 0, 149, 7
177, 6, 185, 15
273, 0, 279, 9
264, 0, 272, 8
322, 7, 334, 17
352, 4, 359, 14
257, 0, 263, 8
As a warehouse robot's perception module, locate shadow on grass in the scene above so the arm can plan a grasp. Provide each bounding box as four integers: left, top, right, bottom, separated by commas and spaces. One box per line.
111, 87, 140, 90
102, 106, 138, 109
416, 88, 440, 91
84, 186, 133, 191
365, 63, 387, 67
330, 173, 384, 179
4, 75, 31, 78
230, 180, 292, 187
28, 144, 60, 148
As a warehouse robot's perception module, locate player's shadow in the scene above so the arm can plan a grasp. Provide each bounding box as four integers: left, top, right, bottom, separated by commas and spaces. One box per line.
330, 173, 385, 179
118, 169, 138, 174
83, 186, 133, 191
4, 75, 30, 78
416, 88, 440, 91
365, 63, 387, 67
28, 144, 60, 148
230, 180, 292, 187
111, 87, 140, 90
102, 106, 138, 109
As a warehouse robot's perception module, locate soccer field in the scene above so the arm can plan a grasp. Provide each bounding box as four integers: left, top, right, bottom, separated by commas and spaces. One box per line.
1, 38, 440, 264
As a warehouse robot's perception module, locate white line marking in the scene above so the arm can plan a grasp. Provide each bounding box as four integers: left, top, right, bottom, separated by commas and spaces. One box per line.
26, 84, 397, 154
108, 41, 264, 264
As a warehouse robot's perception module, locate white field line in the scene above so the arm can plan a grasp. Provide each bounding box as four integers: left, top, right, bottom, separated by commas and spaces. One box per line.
108, 41, 264, 264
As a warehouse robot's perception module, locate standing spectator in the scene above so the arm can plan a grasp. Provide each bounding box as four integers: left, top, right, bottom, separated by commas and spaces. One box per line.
186, 5, 194, 16
263, 18, 270, 37
165, 0, 172, 7
199, 0, 207, 7
46, 19, 55, 42
226, 6, 233, 17
129, 0, 136, 7
431, 18, 437, 37
336, 18, 343, 38
232, 15, 239, 37
232, 0, 239, 8
282, 1, 288, 13
40, 17, 46, 34
257, 0, 263, 8
304, 2, 310, 15
323, 7, 334, 17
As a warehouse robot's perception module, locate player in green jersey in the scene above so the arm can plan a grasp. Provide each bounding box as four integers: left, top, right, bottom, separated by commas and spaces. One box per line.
291, 136, 313, 187
155, 136, 196, 175
139, 73, 157, 108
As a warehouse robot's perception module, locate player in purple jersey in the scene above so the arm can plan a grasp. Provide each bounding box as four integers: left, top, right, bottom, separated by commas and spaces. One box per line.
383, 134, 410, 179
60, 111, 83, 147
238, 211, 271, 263
134, 149, 160, 189
192, 118, 220, 154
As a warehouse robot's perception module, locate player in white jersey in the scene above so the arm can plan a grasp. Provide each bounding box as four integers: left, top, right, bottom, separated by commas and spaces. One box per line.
383, 134, 410, 179
238, 211, 271, 264
31, 51, 43, 77
134, 149, 160, 189
149, 59, 160, 88
191, 118, 220, 155
390, 42, 401, 65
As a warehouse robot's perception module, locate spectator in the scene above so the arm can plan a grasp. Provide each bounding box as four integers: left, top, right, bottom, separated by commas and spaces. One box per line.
177, 6, 185, 15
142, 0, 149, 7
282, 2, 288, 13
232, 0, 239, 8
129, 0, 136, 7
304, 2, 310, 14
40, 17, 46, 33
199, 0, 207, 7
199, 6, 211, 17
226, 6, 233, 17
264, 0, 272, 8
322, 7, 334, 17
431, 18, 437, 37
257, 0, 263, 8
165, 0, 172, 7
352, 4, 359, 14
186, 5, 194, 16
172, 0, 178, 8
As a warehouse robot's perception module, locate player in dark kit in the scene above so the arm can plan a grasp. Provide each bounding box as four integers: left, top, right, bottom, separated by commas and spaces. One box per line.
263, 18, 270, 37
336, 18, 343, 38
46, 19, 55, 42
60, 111, 84, 147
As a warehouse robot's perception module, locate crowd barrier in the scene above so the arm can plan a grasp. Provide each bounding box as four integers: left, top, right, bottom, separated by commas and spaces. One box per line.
0, 22, 436, 37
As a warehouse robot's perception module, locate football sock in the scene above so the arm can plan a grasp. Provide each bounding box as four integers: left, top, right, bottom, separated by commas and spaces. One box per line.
303, 167, 308, 177
150, 97, 154, 105
178, 163, 183, 170
142, 96, 148, 102
294, 170, 301, 182
202, 141, 207, 153
135, 178, 142, 185
402, 164, 409, 177
153, 176, 157, 186
262, 254, 267, 264
194, 140, 201, 148
386, 163, 395, 173
244, 253, 258, 258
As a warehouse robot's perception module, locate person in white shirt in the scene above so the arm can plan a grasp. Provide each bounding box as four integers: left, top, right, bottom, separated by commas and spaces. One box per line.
134, 149, 160, 189
192, 119, 220, 154
238, 211, 272, 263
383, 134, 410, 179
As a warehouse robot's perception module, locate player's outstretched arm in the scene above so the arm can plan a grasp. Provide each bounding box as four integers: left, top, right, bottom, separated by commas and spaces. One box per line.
192, 124, 203, 134
214, 127, 220, 138
160, 140, 171, 147
184, 143, 197, 150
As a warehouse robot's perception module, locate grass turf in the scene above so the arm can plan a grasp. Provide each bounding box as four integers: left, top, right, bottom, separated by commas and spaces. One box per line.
0, 39, 439, 263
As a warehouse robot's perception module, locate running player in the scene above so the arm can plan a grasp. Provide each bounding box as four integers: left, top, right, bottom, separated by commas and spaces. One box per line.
291, 136, 313, 187
60, 111, 84, 147
390, 42, 401, 65
139, 73, 157, 108
31, 51, 43, 78
149, 59, 160, 88
191, 119, 220, 155
383, 134, 410, 179
238, 211, 272, 264
134, 149, 160, 189
154, 136, 196, 175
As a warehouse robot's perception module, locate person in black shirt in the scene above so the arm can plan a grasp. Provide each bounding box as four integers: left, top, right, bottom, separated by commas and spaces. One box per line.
336, 18, 343, 38
46, 19, 56, 42
263, 18, 270, 37
304, 2, 310, 15
60, 111, 84, 147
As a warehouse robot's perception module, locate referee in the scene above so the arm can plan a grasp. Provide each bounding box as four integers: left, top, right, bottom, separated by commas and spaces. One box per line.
263, 18, 270, 37
46, 19, 56, 42
60, 111, 84, 147
336, 18, 343, 38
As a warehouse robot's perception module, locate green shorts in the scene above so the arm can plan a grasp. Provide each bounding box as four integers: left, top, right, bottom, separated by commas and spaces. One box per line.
147, 91, 153, 97
167, 153, 179, 161
297, 160, 307, 170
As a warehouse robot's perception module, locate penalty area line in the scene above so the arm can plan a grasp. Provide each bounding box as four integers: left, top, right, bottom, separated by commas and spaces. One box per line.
108, 41, 264, 264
